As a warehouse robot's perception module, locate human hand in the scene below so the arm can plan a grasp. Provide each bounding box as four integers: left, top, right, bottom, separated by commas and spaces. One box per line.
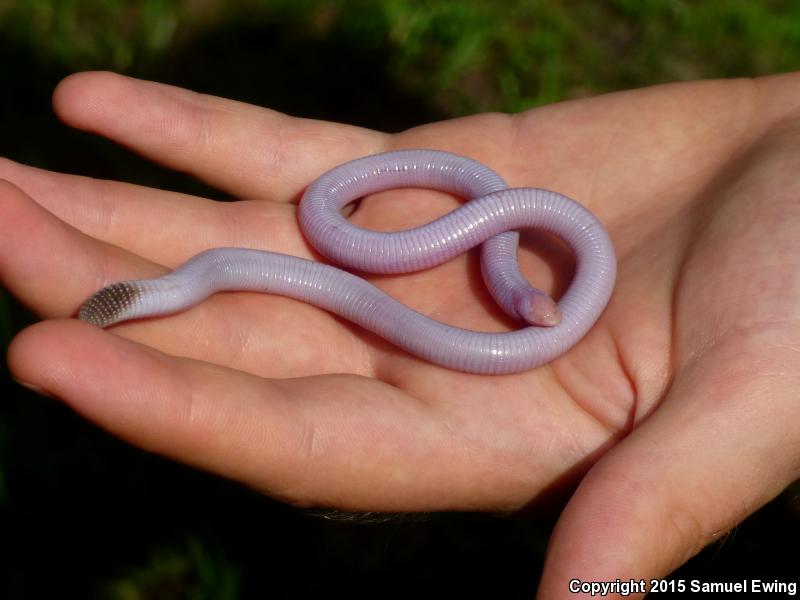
2, 72, 799, 597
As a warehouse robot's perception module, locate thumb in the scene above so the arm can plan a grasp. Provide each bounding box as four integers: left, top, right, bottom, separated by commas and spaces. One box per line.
536, 337, 800, 599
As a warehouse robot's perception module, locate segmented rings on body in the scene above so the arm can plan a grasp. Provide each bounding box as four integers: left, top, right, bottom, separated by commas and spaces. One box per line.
79, 149, 616, 374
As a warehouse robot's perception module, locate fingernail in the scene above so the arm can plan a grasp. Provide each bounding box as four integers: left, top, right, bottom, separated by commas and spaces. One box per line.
12, 378, 58, 400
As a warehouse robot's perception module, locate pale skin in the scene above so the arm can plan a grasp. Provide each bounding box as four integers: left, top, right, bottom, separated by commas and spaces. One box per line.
2, 71, 799, 598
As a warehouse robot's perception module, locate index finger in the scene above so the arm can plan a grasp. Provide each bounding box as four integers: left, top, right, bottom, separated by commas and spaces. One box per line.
53, 71, 389, 202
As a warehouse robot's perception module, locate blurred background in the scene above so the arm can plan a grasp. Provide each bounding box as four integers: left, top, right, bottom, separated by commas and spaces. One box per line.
1, 0, 799, 597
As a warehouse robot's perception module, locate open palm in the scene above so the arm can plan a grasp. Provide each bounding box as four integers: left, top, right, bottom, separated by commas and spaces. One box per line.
3, 72, 799, 596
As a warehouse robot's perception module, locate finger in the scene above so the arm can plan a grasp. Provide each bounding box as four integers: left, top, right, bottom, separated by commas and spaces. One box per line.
536, 332, 800, 599
0, 157, 308, 267
53, 71, 388, 202
0, 179, 152, 317
9, 319, 503, 510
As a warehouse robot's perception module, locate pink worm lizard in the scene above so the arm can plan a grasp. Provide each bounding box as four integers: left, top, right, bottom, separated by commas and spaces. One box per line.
79, 150, 616, 374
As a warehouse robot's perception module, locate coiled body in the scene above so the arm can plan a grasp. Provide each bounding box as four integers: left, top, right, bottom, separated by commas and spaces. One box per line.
79, 150, 616, 374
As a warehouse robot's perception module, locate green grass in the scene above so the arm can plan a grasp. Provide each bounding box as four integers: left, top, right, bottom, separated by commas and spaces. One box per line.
1, 1, 800, 598
4, 0, 800, 114
102, 538, 241, 600
0, 0, 182, 71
